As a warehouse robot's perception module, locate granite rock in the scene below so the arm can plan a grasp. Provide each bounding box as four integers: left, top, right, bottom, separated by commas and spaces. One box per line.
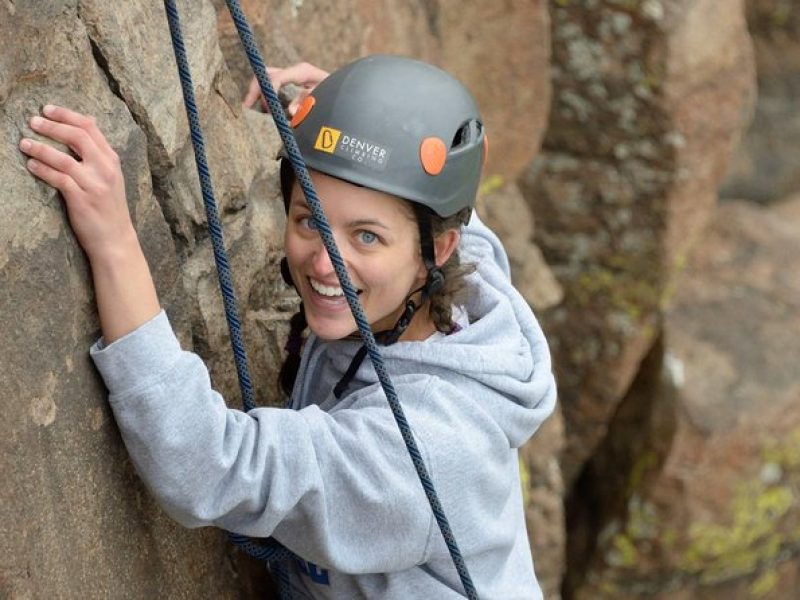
567, 199, 800, 599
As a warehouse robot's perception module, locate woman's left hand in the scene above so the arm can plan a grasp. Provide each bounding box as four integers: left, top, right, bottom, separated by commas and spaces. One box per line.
242, 62, 329, 115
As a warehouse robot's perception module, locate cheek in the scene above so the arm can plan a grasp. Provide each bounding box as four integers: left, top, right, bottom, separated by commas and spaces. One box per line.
284, 232, 306, 275
284, 224, 305, 258
365, 247, 423, 293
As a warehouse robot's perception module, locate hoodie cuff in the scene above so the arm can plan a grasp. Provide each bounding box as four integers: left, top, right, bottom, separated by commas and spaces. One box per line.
90, 310, 182, 396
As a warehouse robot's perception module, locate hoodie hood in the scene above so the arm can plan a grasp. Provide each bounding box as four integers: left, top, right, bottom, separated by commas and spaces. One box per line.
317, 215, 557, 448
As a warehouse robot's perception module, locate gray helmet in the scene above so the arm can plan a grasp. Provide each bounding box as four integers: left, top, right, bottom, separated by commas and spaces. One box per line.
287, 54, 486, 218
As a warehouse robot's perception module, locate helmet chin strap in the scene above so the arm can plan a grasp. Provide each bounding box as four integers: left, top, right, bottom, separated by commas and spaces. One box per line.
333, 208, 443, 399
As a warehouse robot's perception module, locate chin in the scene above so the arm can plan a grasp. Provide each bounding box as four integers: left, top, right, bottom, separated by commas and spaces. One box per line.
305, 315, 358, 341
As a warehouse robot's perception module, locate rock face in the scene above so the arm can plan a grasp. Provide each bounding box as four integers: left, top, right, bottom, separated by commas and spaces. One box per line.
567, 199, 800, 599
720, 0, 800, 202
476, 183, 563, 312
1, 0, 286, 596
522, 0, 757, 486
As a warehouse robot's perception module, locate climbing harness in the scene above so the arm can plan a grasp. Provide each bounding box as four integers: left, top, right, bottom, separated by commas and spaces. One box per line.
163, 1, 478, 598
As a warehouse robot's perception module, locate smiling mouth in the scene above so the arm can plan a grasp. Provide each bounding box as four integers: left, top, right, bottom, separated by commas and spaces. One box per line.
309, 277, 362, 298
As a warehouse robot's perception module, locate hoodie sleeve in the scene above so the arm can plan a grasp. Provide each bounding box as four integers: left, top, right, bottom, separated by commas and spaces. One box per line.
90, 311, 434, 573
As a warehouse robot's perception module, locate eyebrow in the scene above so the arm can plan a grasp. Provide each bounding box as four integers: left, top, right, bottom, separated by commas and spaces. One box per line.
292, 199, 390, 230
346, 219, 390, 230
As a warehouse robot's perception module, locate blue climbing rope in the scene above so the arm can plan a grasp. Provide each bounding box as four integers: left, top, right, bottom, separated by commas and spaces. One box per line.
165, 1, 478, 598
163, 3, 294, 598
162, 1, 254, 413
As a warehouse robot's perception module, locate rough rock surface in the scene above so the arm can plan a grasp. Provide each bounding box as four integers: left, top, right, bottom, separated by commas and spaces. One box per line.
522, 0, 757, 486
2, 0, 287, 595
476, 183, 563, 312
566, 199, 800, 599
721, 0, 800, 202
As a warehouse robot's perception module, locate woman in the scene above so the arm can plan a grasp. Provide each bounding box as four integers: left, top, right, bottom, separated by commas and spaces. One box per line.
20, 55, 556, 599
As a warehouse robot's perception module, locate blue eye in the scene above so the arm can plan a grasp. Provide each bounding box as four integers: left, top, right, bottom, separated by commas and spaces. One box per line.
300, 216, 318, 231
358, 230, 378, 245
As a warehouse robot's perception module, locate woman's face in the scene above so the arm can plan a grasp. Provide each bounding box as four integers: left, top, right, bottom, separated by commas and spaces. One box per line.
284, 170, 428, 341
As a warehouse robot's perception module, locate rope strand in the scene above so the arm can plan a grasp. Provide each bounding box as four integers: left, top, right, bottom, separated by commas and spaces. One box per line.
163, 2, 295, 596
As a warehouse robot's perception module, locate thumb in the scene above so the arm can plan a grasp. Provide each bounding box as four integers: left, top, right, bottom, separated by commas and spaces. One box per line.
242, 76, 262, 108
287, 89, 312, 117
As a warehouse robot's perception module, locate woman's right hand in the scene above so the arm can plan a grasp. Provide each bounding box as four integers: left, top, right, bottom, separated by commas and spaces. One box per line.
242, 62, 329, 116
20, 105, 161, 343
20, 105, 135, 263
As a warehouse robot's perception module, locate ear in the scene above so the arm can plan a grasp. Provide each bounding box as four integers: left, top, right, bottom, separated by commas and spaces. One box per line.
434, 228, 461, 267
415, 228, 461, 281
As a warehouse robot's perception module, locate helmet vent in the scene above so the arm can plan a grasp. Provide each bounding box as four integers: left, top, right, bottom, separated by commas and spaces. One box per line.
451, 119, 483, 150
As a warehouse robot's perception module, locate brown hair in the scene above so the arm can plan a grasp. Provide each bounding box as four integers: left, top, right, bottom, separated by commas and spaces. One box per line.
413, 204, 475, 334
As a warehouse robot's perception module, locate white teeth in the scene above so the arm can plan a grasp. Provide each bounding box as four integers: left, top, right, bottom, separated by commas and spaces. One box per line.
309, 278, 344, 297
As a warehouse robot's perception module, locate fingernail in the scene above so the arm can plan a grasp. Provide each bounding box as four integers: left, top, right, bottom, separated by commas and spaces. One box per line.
30, 116, 43, 128
27, 159, 38, 169
19, 138, 31, 151
43, 105, 55, 116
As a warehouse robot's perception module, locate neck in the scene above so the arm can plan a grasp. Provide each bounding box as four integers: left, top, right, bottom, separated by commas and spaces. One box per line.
344, 301, 435, 343
396, 302, 436, 341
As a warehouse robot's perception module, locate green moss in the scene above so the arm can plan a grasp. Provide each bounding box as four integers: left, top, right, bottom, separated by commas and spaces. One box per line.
627, 496, 658, 540
761, 427, 800, 471
771, 5, 792, 28
640, 323, 656, 341
478, 174, 504, 196
603, 495, 660, 570
627, 450, 658, 495
661, 527, 678, 550
519, 457, 531, 509
574, 266, 661, 324
679, 482, 794, 583
749, 568, 779, 598
571, 249, 663, 323
659, 246, 691, 311
674, 431, 800, 584
598, 580, 619, 596
640, 73, 662, 94
593, 431, 800, 592
606, 0, 640, 9
608, 532, 639, 567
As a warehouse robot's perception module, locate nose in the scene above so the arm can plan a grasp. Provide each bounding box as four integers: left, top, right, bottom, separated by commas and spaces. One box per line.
310, 238, 335, 276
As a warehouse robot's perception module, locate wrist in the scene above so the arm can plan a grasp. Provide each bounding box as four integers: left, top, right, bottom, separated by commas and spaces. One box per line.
85, 228, 144, 272
86, 229, 162, 343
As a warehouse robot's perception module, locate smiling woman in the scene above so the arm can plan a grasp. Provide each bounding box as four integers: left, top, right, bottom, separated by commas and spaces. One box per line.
20, 54, 557, 599
284, 169, 455, 342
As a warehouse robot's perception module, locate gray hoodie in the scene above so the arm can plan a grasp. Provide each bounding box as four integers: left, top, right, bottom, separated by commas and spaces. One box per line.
91, 214, 557, 599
